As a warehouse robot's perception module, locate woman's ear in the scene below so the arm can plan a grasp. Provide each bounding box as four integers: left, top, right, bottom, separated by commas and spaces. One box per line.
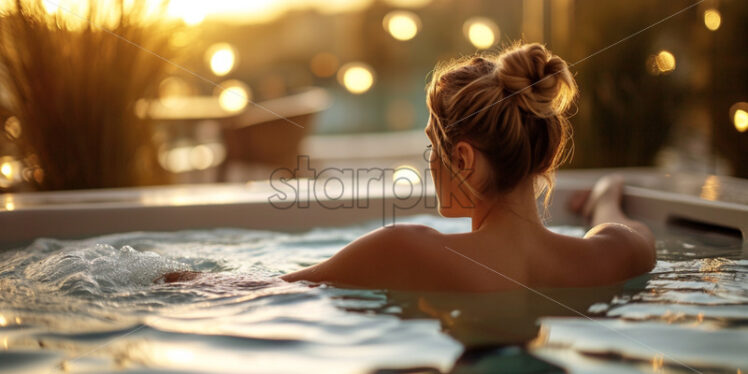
453, 141, 475, 177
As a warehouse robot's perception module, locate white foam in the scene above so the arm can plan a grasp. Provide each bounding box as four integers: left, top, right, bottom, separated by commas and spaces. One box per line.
23, 243, 190, 293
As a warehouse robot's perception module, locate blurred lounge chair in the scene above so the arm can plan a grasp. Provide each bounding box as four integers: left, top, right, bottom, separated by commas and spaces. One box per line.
219, 87, 331, 182
144, 87, 330, 182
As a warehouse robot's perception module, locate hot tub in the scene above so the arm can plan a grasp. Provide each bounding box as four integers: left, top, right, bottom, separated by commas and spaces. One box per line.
2, 169, 746, 248
0, 169, 746, 373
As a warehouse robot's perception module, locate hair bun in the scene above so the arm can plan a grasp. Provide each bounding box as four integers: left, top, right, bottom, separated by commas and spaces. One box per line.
497, 43, 576, 117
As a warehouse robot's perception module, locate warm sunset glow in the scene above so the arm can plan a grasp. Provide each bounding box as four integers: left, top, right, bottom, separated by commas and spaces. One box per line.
734, 109, 748, 133
207, 43, 237, 77
42, 0, 59, 14
704, 9, 721, 31
217, 80, 251, 112
654, 50, 676, 73
464, 17, 499, 49
4, 0, 382, 26
383, 0, 432, 7
168, 0, 206, 26
338, 63, 375, 94
383, 11, 421, 41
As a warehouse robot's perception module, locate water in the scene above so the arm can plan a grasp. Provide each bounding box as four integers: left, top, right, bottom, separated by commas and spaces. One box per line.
0, 215, 745, 373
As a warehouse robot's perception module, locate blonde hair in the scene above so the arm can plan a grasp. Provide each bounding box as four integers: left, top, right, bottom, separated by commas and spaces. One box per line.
426, 42, 577, 206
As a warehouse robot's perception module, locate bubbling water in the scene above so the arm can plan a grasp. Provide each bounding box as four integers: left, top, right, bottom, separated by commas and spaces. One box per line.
23, 244, 189, 294
0, 215, 744, 374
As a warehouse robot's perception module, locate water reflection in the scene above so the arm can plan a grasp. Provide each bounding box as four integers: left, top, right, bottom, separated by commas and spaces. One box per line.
0, 219, 745, 373
326, 281, 635, 373
377, 283, 625, 348
700, 175, 721, 201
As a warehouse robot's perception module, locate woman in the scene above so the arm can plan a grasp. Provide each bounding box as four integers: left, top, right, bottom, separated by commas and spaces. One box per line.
280, 43, 655, 291
162, 43, 655, 291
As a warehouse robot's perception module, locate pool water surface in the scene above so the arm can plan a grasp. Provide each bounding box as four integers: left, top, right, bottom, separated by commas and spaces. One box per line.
0, 215, 745, 373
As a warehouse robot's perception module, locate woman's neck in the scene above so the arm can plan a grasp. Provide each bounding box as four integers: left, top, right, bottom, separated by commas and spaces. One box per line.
470, 179, 545, 233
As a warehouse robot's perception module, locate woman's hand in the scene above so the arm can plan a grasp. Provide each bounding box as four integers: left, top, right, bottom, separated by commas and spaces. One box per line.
568, 174, 625, 224
155, 271, 201, 283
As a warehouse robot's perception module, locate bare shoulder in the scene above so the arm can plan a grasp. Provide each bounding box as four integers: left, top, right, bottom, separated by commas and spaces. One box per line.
588, 222, 655, 258
280, 223, 447, 288
341, 223, 446, 264
588, 223, 655, 274
365, 223, 443, 244
543, 223, 656, 286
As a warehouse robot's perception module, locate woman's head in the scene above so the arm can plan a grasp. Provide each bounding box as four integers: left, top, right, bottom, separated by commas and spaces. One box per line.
425, 43, 577, 217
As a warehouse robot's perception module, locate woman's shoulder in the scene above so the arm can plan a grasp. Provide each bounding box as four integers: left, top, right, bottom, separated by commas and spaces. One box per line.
360, 223, 446, 253
369, 223, 442, 238
539, 224, 655, 286
285, 223, 455, 289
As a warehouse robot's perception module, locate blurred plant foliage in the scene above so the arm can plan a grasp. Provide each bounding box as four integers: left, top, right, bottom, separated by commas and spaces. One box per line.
0, 0, 175, 190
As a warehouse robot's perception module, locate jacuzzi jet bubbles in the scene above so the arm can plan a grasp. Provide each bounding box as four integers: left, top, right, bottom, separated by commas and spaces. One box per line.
23, 243, 190, 296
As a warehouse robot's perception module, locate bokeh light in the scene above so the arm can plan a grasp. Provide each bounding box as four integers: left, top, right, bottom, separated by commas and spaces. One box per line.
217, 80, 251, 112
189, 144, 214, 170
33, 169, 44, 184
338, 63, 375, 94
393, 165, 422, 186
206, 43, 237, 77
0, 156, 19, 189
734, 109, 748, 133
649, 50, 676, 75
728, 102, 748, 133
2, 196, 13, 211
165, 146, 191, 173
704, 9, 721, 31
4, 117, 21, 139
463, 17, 499, 49
0, 162, 12, 178
383, 11, 421, 41
310, 52, 339, 78
159, 143, 226, 173
655, 50, 676, 72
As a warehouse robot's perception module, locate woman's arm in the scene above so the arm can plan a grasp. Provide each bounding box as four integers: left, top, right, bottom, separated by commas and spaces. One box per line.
572, 174, 656, 276
584, 174, 655, 247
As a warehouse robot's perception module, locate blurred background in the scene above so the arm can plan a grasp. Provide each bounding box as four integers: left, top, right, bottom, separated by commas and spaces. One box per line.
0, 0, 746, 193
